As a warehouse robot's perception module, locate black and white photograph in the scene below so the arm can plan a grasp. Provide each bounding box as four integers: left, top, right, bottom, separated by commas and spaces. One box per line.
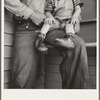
2, 0, 99, 99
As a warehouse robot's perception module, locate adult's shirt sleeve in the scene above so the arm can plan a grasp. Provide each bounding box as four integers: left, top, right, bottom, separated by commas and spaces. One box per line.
4, 0, 34, 19
73, 0, 84, 8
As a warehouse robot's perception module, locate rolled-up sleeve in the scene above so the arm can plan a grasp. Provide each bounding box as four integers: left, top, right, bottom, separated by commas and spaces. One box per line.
5, 0, 34, 19
45, 0, 55, 12
74, 0, 84, 8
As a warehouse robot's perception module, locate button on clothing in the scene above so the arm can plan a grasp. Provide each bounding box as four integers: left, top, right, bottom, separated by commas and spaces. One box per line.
22, 15, 24, 18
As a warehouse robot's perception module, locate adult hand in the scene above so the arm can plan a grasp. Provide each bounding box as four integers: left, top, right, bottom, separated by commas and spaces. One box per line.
44, 17, 58, 25
29, 12, 46, 25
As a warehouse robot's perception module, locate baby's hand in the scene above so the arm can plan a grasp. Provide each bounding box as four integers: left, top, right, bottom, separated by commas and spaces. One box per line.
71, 17, 80, 33
71, 17, 79, 25
44, 17, 57, 25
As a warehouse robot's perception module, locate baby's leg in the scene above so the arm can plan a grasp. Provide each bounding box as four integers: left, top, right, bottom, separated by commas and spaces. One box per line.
55, 21, 75, 49
40, 23, 51, 36
40, 20, 60, 36
39, 21, 60, 39
65, 21, 75, 36
35, 23, 51, 52
35, 23, 57, 52
64, 21, 75, 47
35, 22, 60, 52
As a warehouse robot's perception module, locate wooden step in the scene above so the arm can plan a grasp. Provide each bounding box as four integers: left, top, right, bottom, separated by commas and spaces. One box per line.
46, 42, 96, 48
85, 42, 96, 47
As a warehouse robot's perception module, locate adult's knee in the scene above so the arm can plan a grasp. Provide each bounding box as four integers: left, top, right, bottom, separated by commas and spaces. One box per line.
78, 37, 85, 46
73, 35, 85, 47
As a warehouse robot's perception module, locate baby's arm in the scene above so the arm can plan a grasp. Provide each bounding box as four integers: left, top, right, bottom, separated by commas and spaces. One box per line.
40, 11, 55, 35
72, 5, 81, 21
40, 11, 60, 34
71, 5, 81, 25
45, 11, 59, 25
71, 5, 82, 33
65, 5, 81, 36
44, 0, 59, 25
45, 11, 55, 24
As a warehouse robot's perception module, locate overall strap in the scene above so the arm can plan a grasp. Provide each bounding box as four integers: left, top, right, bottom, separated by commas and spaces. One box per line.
72, 0, 75, 9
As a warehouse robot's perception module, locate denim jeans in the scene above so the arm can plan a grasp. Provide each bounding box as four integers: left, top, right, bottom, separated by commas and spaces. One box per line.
11, 21, 90, 89
45, 29, 91, 89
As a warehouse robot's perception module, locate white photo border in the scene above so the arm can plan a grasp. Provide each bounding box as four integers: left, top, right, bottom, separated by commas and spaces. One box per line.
1, 0, 99, 100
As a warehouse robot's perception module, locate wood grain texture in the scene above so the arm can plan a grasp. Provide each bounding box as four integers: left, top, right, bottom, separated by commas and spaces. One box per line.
87, 47, 96, 56
81, 0, 96, 20
88, 57, 96, 66
4, 21, 15, 34
4, 9, 15, 87
45, 65, 60, 73
45, 73, 62, 82
4, 8, 14, 23
4, 83, 11, 89
90, 76, 96, 86
4, 33, 14, 46
78, 22, 96, 43
4, 71, 12, 84
45, 56, 63, 65
92, 85, 96, 89
89, 67, 96, 76
4, 59, 12, 71
45, 65, 96, 76
4, 46, 13, 58
44, 82, 62, 89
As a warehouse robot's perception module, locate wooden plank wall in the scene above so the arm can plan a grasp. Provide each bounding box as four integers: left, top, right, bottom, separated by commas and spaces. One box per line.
44, 0, 96, 89
4, 9, 15, 88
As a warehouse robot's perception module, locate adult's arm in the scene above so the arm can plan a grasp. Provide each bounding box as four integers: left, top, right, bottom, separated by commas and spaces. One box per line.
4, 0, 34, 19
4, 0, 46, 25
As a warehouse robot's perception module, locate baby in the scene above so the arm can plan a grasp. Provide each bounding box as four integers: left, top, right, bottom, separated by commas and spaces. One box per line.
35, 0, 84, 52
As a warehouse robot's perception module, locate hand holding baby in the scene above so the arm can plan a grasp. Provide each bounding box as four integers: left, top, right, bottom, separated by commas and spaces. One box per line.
44, 16, 59, 25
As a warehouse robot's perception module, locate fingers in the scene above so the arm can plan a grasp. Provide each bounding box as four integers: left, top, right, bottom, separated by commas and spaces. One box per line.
44, 19, 48, 24
54, 19, 59, 25
49, 19, 52, 24
44, 17, 55, 25
32, 21, 40, 25
32, 18, 42, 25
35, 22, 40, 25
71, 18, 79, 25
44, 19, 50, 24
74, 22, 80, 33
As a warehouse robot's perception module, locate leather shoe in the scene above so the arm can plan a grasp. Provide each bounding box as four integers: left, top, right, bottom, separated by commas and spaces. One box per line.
55, 37, 74, 49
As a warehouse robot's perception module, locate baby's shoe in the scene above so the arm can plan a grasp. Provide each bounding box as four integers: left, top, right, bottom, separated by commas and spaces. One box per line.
35, 32, 48, 53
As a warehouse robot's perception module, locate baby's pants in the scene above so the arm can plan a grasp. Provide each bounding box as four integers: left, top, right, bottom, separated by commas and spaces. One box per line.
43, 19, 75, 34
